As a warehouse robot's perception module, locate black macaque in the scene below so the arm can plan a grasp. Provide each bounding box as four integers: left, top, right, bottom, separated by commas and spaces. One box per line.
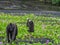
27, 19, 34, 32
6, 23, 18, 43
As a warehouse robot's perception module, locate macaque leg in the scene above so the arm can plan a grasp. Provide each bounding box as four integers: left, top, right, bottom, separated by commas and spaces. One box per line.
10, 33, 12, 40
14, 36, 16, 40
12, 29, 16, 41
7, 32, 10, 43
29, 27, 34, 32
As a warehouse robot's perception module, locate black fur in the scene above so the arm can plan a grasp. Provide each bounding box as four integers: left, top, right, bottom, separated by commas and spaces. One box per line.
6, 23, 18, 43
27, 19, 34, 32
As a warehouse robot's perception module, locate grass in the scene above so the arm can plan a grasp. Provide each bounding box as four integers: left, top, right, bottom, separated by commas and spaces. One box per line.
0, 13, 60, 45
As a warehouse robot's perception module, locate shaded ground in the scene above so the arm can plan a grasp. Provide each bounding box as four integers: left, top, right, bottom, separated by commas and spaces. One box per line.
0, 1, 60, 11
17, 37, 53, 44
0, 1, 60, 16
0, 10, 60, 16
0, 36, 53, 45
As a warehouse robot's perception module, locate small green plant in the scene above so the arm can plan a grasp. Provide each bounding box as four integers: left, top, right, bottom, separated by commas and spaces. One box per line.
0, 13, 60, 45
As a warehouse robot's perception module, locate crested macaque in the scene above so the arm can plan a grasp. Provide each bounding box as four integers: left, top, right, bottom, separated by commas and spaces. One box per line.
27, 18, 34, 32
6, 23, 18, 43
